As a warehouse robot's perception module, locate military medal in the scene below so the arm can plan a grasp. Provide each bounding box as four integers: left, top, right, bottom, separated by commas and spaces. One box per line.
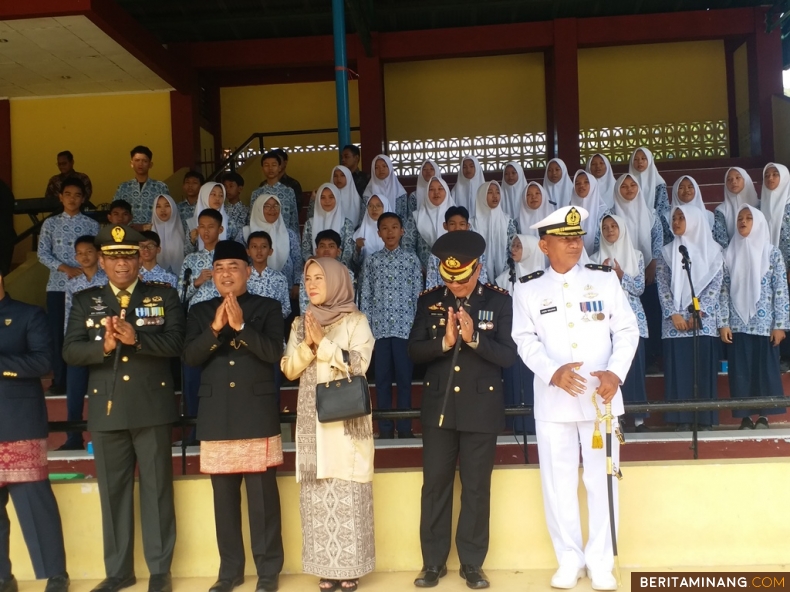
580, 301, 604, 321
486, 321, 494, 330
478, 310, 493, 330
136, 318, 144, 326
86, 318, 94, 328
478, 321, 487, 330
595, 312, 606, 321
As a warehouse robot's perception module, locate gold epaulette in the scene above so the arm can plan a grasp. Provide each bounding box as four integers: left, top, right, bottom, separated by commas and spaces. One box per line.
419, 285, 443, 297
585, 264, 612, 273
143, 280, 173, 288
519, 270, 545, 283
483, 283, 509, 294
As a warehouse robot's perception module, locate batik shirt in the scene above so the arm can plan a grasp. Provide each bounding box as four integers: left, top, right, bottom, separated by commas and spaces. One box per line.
250, 183, 299, 235
140, 264, 178, 288
37, 212, 100, 292
177, 199, 198, 234
248, 267, 291, 318
299, 267, 354, 315
359, 246, 423, 340
225, 201, 250, 237
719, 247, 789, 336
425, 253, 489, 290
178, 249, 216, 308
301, 218, 355, 268
618, 253, 648, 339
395, 193, 417, 226
656, 255, 722, 339
45, 171, 93, 202
402, 218, 433, 271
113, 178, 170, 225
711, 211, 730, 250
64, 268, 107, 333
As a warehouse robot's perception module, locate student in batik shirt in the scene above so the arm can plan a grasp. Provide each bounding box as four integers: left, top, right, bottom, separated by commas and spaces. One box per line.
246, 231, 291, 319
403, 177, 454, 271
186, 182, 243, 253
112, 145, 169, 227
363, 155, 410, 224
712, 167, 759, 250
424, 206, 490, 290
302, 184, 355, 268
409, 159, 443, 224
250, 152, 299, 235
147, 195, 185, 276
37, 177, 99, 394
138, 231, 178, 288
471, 181, 518, 281
177, 170, 204, 235
570, 170, 612, 256
543, 158, 573, 208
629, 147, 671, 243
106, 200, 132, 227
222, 171, 249, 233
359, 213, 423, 439
275, 148, 303, 208
451, 155, 485, 218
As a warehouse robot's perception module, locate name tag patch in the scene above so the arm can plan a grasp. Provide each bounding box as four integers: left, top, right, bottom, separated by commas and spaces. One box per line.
540, 306, 557, 315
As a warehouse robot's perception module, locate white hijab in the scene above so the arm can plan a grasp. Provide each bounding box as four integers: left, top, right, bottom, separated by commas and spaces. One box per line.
312, 183, 346, 245
725, 205, 772, 325
472, 181, 511, 281
613, 174, 655, 266
415, 159, 443, 211
451, 155, 485, 218
191, 182, 228, 250
543, 158, 573, 208
363, 154, 406, 206
593, 213, 641, 279
518, 181, 554, 238
570, 170, 604, 253
150, 194, 185, 275
245, 194, 289, 271
661, 204, 723, 311
331, 165, 360, 228
760, 163, 790, 248
586, 153, 616, 209
670, 175, 714, 230
353, 194, 392, 260
495, 233, 546, 290
716, 167, 759, 239
628, 147, 666, 211
501, 161, 527, 219
414, 177, 454, 246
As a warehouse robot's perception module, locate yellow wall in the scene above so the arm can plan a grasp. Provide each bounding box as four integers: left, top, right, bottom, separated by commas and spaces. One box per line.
10, 459, 790, 580
10, 91, 173, 207
384, 54, 547, 140
578, 41, 728, 129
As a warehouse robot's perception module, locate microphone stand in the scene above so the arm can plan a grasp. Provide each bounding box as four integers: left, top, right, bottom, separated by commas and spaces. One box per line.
680, 247, 700, 459
179, 268, 192, 475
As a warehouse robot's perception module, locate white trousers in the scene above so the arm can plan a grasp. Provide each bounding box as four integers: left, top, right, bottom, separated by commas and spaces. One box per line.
535, 419, 619, 573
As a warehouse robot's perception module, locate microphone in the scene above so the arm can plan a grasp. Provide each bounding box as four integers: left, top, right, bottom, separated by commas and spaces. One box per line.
679, 245, 690, 262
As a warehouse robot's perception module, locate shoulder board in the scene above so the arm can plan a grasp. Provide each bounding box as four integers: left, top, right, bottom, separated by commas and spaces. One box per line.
585, 263, 612, 273
143, 280, 173, 288
483, 282, 509, 295
419, 285, 442, 297
75, 285, 104, 295
519, 270, 544, 283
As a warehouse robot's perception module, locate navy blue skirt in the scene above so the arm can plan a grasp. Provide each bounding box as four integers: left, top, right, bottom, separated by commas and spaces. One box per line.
663, 336, 719, 426
502, 357, 535, 435
622, 337, 648, 419
728, 332, 786, 417
640, 282, 662, 362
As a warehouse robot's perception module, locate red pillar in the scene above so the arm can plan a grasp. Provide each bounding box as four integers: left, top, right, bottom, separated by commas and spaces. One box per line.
0, 100, 10, 187
356, 44, 387, 172
750, 6, 783, 160
170, 90, 201, 172
724, 39, 741, 158
546, 18, 580, 171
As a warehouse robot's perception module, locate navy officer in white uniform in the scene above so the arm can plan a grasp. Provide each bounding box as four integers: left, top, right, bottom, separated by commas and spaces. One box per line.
511, 206, 638, 591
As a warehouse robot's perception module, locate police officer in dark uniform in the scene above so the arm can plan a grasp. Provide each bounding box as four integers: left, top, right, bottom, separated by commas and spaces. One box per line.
0, 272, 69, 592
408, 231, 517, 590
62, 225, 185, 592
183, 241, 284, 592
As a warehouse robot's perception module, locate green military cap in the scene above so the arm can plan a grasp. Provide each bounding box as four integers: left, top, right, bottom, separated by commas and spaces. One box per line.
95, 224, 145, 257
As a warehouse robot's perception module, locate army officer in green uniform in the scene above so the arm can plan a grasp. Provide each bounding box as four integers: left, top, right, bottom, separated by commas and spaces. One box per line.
63, 225, 185, 592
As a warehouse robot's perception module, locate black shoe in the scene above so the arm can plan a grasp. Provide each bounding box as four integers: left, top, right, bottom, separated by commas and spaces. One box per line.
148, 572, 172, 592
378, 430, 394, 439
209, 576, 245, 592
47, 384, 66, 396
398, 431, 415, 439
459, 565, 490, 589
56, 441, 84, 451
755, 416, 769, 429
738, 417, 755, 430
0, 575, 18, 592
91, 576, 136, 592
45, 573, 70, 592
414, 565, 447, 587
635, 423, 649, 433
255, 574, 279, 592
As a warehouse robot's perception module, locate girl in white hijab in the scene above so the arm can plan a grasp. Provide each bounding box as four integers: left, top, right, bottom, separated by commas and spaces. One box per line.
501, 161, 528, 219
495, 233, 545, 290
760, 163, 790, 258
542, 158, 573, 208
244, 193, 303, 290
353, 193, 392, 267
303, 183, 355, 267
586, 153, 616, 209
150, 194, 185, 275
629, 147, 668, 214
410, 159, 443, 216
471, 180, 517, 281
656, 204, 723, 429
363, 154, 407, 221
719, 205, 788, 429
712, 167, 759, 249
406, 176, 455, 269
669, 175, 714, 230
594, 213, 649, 428
331, 165, 362, 228
451, 154, 485, 218
570, 170, 610, 254
188, 182, 229, 252
518, 182, 554, 238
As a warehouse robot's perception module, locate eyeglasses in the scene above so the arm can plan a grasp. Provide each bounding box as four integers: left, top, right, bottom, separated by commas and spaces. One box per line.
263, 204, 281, 211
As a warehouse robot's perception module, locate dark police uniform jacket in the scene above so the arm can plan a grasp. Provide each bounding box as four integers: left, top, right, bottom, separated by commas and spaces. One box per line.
0, 296, 51, 442
183, 292, 284, 441
408, 282, 517, 433
62, 281, 185, 432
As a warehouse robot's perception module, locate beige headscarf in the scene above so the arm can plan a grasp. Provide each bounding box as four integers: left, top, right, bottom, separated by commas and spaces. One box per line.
305, 257, 359, 326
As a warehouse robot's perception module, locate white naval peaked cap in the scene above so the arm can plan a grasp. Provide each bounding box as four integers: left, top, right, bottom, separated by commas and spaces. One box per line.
530, 205, 589, 237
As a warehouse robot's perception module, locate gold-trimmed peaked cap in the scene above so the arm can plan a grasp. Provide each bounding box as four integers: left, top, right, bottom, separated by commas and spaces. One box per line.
431, 231, 486, 283
531, 205, 589, 237
95, 224, 145, 257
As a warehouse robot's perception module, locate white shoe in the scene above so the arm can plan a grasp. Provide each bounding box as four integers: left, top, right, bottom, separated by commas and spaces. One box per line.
587, 568, 617, 590
551, 566, 586, 589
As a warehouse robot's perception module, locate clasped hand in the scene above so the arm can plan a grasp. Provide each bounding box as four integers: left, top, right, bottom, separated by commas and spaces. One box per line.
103, 315, 136, 354
549, 362, 620, 403
303, 311, 324, 349
211, 293, 245, 334
443, 306, 476, 348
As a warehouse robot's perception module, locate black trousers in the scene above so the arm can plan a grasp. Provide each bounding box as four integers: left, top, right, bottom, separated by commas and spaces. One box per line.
211, 470, 283, 579
93, 425, 176, 578
0, 480, 66, 580
420, 427, 497, 567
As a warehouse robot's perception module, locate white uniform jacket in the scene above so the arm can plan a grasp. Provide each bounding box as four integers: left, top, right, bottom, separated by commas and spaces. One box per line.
512, 263, 639, 422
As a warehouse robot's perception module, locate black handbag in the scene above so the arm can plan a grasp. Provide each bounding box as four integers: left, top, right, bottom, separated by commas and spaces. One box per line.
316, 350, 372, 423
